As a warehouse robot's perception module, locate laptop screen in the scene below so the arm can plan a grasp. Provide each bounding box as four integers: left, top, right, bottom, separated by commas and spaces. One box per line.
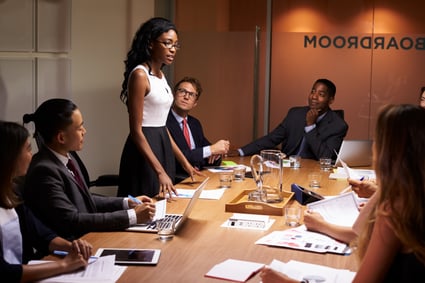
335, 140, 373, 167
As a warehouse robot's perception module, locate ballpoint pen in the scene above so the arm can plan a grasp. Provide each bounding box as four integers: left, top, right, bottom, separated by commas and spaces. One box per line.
339, 176, 365, 194
339, 185, 352, 195
128, 195, 142, 204
53, 250, 98, 263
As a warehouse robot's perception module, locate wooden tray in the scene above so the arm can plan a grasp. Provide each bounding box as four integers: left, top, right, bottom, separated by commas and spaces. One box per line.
225, 189, 294, 216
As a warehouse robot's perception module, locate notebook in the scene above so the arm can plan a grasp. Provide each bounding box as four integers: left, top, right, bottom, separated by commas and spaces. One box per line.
335, 140, 373, 167
126, 177, 209, 233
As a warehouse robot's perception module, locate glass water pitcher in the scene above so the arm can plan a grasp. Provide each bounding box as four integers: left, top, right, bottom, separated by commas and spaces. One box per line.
250, 149, 286, 203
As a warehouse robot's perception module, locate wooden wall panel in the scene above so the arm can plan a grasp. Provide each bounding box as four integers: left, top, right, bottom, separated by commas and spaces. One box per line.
174, 0, 425, 144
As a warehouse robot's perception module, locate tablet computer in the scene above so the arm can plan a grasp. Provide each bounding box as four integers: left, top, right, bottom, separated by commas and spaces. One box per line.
95, 248, 161, 265
291, 183, 324, 205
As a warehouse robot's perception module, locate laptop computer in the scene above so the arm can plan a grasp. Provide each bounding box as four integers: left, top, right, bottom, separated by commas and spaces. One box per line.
334, 140, 373, 167
126, 177, 209, 233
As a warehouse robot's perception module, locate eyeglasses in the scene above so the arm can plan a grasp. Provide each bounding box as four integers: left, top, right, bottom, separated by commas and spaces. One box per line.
176, 88, 198, 99
156, 40, 181, 50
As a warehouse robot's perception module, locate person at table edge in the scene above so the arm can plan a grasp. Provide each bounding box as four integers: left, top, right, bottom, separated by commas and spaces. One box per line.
232, 78, 348, 160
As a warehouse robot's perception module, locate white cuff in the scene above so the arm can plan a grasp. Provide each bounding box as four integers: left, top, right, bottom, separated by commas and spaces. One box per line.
127, 209, 137, 226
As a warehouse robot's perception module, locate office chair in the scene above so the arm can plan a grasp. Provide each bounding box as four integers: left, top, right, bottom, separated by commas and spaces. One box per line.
70, 151, 119, 189
31, 132, 119, 192
22, 113, 119, 195
333, 109, 345, 120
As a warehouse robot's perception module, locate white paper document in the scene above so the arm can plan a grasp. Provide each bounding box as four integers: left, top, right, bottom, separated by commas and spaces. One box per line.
221, 213, 275, 230
206, 164, 251, 173
153, 199, 167, 220
29, 255, 126, 283
205, 258, 264, 282
268, 259, 356, 283
329, 167, 375, 180
306, 192, 360, 227
174, 188, 226, 200
255, 225, 351, 254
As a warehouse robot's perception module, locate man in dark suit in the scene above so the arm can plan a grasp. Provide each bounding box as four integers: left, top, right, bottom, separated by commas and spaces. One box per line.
22, 99, 155, 240
167, 77, 230, 182
235, 78, 348, 160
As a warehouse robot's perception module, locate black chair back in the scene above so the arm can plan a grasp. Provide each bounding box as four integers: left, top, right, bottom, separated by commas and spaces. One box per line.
333, 109, 344, 120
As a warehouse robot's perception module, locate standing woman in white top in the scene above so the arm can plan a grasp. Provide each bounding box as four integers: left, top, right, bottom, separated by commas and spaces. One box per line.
118, 17, 202, 198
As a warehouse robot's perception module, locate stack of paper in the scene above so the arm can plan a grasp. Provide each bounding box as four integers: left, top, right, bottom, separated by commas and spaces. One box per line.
174, 188, 226, 200
329, 167, 375, 180
205, 258, 264, 282
268, 259, 355, 283
206, 164, 251, 173
306, 192, 360, 227
29, 255, 126, 283
255, 225, 351, 255
205, 258, 356, 282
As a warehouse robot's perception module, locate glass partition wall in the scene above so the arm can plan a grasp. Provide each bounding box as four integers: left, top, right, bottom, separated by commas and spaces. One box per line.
174, 0, 425, 147
173, 0, 268, 148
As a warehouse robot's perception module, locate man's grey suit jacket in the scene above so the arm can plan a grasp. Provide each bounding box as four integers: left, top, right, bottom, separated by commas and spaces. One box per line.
24, 146, 130, 240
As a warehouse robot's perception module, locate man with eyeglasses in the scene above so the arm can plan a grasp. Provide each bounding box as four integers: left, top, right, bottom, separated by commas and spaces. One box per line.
167, 77, 230, 182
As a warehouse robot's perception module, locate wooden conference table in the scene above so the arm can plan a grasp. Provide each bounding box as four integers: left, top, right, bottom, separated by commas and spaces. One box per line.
82, 157, 358, 282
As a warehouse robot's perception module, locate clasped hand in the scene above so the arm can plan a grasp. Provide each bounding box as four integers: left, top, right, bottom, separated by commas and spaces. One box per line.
129, 196, 156, 223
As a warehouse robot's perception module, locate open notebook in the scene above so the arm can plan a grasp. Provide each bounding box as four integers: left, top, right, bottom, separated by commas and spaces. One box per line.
335, 139, 373, 167
126, 177, 209, 233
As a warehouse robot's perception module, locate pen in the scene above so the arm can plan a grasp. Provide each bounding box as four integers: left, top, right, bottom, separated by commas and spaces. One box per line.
340, 176, 365, 194
339, 185, 352, 195
128, 195, 142, 204
53, 250, 98, 261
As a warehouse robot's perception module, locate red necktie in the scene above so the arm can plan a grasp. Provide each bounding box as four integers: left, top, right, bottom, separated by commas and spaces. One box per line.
66, 158, 86, 190
182, 118, 191, 148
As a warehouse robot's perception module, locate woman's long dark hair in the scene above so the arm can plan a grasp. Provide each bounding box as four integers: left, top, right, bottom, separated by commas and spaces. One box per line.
119, 17, 178, 105
0, 121, 29, 208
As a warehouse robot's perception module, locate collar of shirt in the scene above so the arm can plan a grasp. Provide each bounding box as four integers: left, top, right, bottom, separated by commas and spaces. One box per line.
317, 111, 327, 122
46, 146, 70, 167
171, 109, 187, 127
304, 111, 328, 133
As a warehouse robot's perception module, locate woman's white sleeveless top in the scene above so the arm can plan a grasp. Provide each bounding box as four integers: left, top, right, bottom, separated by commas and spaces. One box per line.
130, 65, 173, 127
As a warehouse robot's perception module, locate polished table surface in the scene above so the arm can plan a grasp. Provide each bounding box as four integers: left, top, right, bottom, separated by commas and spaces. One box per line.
82, 157, 358, 282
